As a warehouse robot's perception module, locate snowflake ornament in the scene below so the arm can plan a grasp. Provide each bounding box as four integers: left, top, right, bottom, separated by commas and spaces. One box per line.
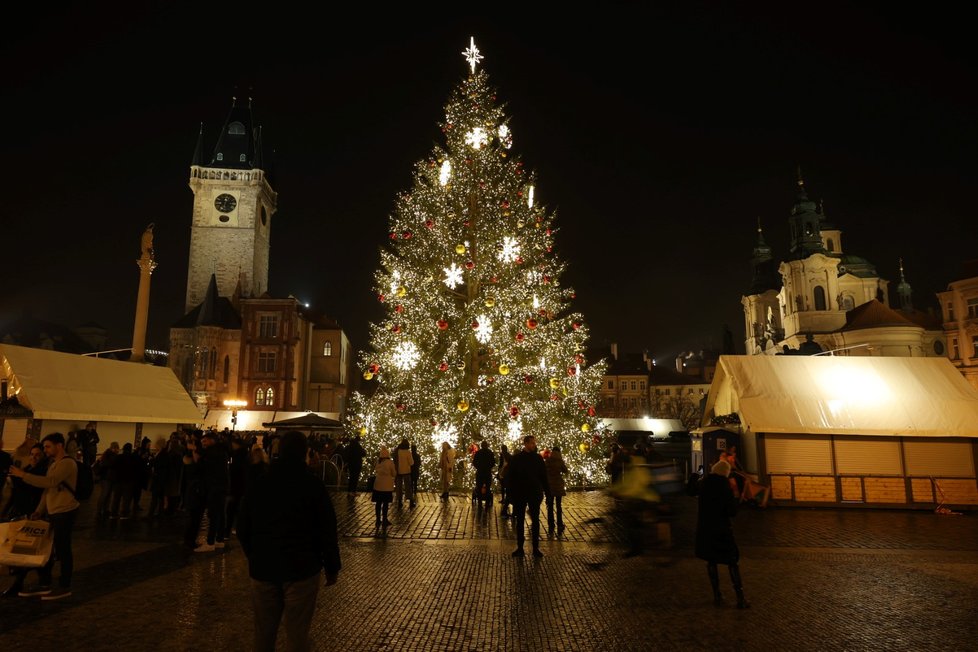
465, 127, 488, 150
439, 160, 451, 186
498, 236, 521, 263
431, 422, 458, 449
443, 263, 464, 289
462, 37, 483, 74
474, 314, 493, 344
507, 419, 523, 442
391, 340, 420, 370
498, 124, 512, 149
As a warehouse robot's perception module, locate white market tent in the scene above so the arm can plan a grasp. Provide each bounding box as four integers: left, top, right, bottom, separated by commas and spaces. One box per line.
702, 355, 978, 507
1, 344, 201, 446
705, 355, 978, 438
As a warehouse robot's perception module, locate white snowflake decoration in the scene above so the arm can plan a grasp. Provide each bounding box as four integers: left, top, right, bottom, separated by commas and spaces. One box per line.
526, 269, 542, 284
439, 160, 451, 186
477, 375, 490, 387
498, 236, 521, 263
431, 422, 458, 450
533, 294, 540, 310
498, 124, 512, 149
465, 127, 488, 150
474, 314, 493, 344
539, 357, 547, 371
507, 419, 523, 442
528, 185, 535, 208
389, 270, 401, 297
443, 263, 464, 289
391, 340, 420, 371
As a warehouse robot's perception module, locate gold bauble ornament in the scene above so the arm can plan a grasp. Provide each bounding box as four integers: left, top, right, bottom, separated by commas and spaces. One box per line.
535, 222, 541, 229
501, 151, 507, 158
581, 423, 591, 432
359, 427, 367, 436
363, 371, 374, 381
457, 399, 470, 412
396, 286, 407, 298
549, 378, 560, 389
579, 442, 589, 453
484, 297, 495, 307
455, 244, 466, 255
499, 364, 510, 375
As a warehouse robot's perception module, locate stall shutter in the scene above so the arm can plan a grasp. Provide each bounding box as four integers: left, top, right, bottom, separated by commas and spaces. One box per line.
0, 418, 28, 443
765, 435, 833, 474
834, 438, 902, 475
903, 440, 975, 478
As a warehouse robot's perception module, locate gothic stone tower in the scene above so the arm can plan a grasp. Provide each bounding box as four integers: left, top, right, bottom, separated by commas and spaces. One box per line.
185, 98, 278, 312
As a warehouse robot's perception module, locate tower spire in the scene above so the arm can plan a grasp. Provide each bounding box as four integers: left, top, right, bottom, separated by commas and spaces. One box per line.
788, 165, 824, 259
191, 123, 205, 166
896, 257, 913, 311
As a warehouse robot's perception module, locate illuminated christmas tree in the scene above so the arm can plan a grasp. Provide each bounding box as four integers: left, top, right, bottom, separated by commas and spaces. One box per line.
350, 38, 606, 488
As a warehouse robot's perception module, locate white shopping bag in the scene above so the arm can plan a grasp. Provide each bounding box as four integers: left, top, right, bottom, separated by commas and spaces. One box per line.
0, 519, 54, 568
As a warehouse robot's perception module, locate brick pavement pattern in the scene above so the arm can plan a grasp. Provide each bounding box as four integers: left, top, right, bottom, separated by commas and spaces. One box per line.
1, 489, 976, 651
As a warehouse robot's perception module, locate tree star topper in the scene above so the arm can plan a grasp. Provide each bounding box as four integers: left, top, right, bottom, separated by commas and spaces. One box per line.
463, 36, 483, 74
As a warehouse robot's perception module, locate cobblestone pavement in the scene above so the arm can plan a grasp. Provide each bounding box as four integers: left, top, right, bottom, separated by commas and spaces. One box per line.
1, 489, 976, 651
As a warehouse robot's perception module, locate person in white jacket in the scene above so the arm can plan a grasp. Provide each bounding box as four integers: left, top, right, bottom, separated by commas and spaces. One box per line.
439, 442, 456, 501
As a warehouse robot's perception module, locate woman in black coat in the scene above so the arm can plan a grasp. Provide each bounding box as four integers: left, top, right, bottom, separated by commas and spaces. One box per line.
695, 459, 749, 608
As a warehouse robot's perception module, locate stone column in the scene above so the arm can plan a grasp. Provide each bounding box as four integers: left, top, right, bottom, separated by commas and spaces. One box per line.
131, 224, 157, 363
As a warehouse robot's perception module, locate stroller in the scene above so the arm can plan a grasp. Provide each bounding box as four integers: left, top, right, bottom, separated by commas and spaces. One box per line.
472, 472, 494, 509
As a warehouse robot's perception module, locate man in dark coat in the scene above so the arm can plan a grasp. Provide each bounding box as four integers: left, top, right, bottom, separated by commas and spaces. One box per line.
695, 459, 749, 608
238, 430, 341, 652
197, 431, 229, 549
472, 441, 495, 506
344, 436, 366, 493
506, 435, 550, 558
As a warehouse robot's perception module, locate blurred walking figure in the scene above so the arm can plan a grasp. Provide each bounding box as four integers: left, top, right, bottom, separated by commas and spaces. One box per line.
507, 435, 550, 558
238, 430, 341, 652
439, 442, 456, 501
394, 439, 415, 508
545, 445, 568, 536
695, 460, 749, 609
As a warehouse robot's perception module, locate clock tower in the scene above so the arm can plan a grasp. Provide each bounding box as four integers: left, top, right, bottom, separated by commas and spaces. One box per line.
185, 98, 277, 312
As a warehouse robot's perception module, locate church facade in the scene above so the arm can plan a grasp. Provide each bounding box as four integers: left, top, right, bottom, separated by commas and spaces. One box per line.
169, 100, 352, 417
742, 172, 944, 357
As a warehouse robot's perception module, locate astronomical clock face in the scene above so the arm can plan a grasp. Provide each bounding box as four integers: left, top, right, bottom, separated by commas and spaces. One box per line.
214, 193, 237, 213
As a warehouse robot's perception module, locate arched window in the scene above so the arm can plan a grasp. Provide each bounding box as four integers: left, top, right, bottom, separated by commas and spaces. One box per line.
813, 286, 827, 311
228, 121, 246, 135
255, 387, 266, 406
323, 341, 332, 357
840, 295, 855, 311
265, 386, 275, 406
223, 356, 230, 385
200, 347, 209, 379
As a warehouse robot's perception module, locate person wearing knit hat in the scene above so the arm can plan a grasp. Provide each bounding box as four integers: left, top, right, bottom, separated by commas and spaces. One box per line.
694, 457, 749, 609
371, 448, 396, 527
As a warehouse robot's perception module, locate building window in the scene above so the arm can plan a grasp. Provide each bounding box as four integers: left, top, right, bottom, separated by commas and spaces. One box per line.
947, 302, 955, 321
255, 387, 266, 406
813, 286, 827, 311
259, 315, 279, 338
209, 349, 218, 379
257, 352, 277, 373
664, 388, 671, 396
265, 386, 275, 406
239, 153, 247, 162
198, 347, 209, 379
323, 341, 332, 357
223, 356, 230, 385
640, 381, 645, 391
608, 380, 614, 390
952, 338, 959, 359
968, 298, 978, 319
630, 381, 637, 391
216, 152, 224, 161
841, 295, 855, 311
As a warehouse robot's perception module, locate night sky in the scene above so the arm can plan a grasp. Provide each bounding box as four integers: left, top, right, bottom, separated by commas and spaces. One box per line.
4, 6, 976, 361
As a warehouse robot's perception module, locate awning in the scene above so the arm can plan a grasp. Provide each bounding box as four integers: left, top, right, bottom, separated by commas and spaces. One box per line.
1, 344, 201, 424
705, 355, 978, 437
262, 412, 343, 430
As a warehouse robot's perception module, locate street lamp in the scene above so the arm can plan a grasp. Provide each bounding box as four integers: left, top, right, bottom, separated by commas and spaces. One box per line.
223, 399, 247, 431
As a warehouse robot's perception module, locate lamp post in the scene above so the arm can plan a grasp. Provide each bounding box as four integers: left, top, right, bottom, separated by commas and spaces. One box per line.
223, 399, 247, 432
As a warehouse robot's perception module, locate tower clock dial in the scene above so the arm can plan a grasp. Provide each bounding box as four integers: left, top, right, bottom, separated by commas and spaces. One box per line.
214, 193, 237, 213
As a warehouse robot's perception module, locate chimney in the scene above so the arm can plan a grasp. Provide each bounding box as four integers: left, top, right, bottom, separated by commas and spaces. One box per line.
610, 342, 618, 360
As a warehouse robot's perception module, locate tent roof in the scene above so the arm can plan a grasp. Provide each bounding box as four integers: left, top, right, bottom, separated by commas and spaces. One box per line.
707, 355, 978, 437
1, 344, 201, 424
262, 412, 343, 430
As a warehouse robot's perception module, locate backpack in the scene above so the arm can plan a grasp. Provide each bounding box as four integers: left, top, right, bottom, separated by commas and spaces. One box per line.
62, 459, 95, 500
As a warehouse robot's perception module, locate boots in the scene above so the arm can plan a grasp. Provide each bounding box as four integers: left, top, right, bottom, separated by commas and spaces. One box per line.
707, 563, 723, 605
729, 564, 750, 609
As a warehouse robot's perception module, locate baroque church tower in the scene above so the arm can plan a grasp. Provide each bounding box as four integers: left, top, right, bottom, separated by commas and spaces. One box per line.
185, 98, 277, 312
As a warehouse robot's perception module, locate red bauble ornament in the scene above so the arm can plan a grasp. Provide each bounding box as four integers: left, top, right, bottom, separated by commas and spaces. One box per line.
546, 247, 552, 253
470, 320, 479, 329
543, 275, 551, 284
465, 260, 475, 270
542, 449, 551, 460
550, 394, 560, 401
490, 276, 498, 283
567, 366, 577, 376
570, 293, 577, 299
523, 375, 533, 384
538, 308, 547, 316
515, 256, 524, 265
425, 219, 434, 228
437, 319, 449, 330
501, 200, 510, 209
592, 434, 601, 445
395, 305, 404, 313
389, 232, 398, 240
463, 220, 470, 227
402, 230, 413, 239
577, 400, 586, 409
515, 332, 525, 342
378, 294, 386, 302
572, 322, 582, 330
588, 407, 596, 417
396, 403, 406, 411
369, 363, 380, 374
526, 319, 538, 329
391, 324, 401, 333
517, 191, 524, 197
438, 362, 449, 372
546, 228, 552, 236
486, 376, 495, 384
575, 354, 585, 364
509, 405, 520, 418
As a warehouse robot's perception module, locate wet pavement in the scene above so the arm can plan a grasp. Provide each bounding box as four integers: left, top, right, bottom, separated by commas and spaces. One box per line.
1, 488, 976, 651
